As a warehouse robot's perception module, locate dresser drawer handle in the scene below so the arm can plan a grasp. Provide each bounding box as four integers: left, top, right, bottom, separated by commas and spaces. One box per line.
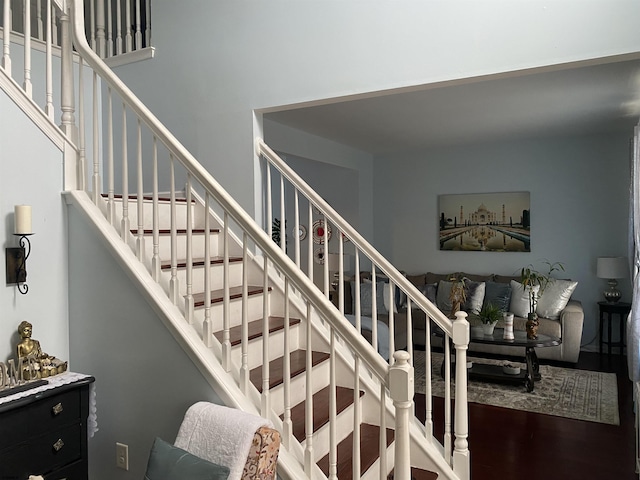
53, 438, 65, 451
52, 402, 64, 415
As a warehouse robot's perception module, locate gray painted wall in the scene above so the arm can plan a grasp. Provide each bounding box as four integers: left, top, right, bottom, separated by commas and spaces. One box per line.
372, 132, 632, 349
68, 208, 222, 479
111, 0, 640, 217
0, 90, 69, 365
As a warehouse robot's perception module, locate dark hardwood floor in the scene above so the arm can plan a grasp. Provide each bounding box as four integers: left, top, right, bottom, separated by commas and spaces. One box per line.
414, 351, 637, 480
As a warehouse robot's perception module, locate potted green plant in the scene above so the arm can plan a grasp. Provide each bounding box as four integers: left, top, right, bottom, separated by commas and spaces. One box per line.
520, 260, 564, 339
477, 302, 502, 335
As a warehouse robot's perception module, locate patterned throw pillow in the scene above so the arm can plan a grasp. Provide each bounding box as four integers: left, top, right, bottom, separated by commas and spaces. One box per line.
463, 279, 486, 314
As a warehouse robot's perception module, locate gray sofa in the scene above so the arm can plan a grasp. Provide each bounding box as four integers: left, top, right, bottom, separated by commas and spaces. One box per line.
343, 271, 584, 364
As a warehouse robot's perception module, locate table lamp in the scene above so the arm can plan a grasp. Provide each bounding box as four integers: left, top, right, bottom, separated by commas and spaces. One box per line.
596, 256, 628, 303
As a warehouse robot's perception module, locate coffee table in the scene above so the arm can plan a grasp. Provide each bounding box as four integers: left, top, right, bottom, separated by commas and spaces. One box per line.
441, 327, 561, 392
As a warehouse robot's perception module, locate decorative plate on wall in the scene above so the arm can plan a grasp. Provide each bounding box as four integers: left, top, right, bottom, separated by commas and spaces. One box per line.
313, 247, 325, 264
312, 220, 332, 244
293, 225, 307, 241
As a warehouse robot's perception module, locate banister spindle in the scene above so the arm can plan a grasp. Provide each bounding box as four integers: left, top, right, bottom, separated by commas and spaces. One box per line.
304, 302, 314, 477
96, 0, 106, 58
106, 87, 115, 224
452, 311, 470, 479
135, 0, 142, 49
145, 0, 151, 44
240, 234, 249, 393
202, 193, 213, 347
378, 382, 387, 480
293, 190, 300, 268
60, 4, 77, 141
266, 164, 272, 241
184, 174, 193, 322
279, 175, 285, 252
222, 213, 231, 371
390, 351, 414, 480
92, 72, 101, 203
77, 58, 86, 192
45, 0, 54, 119
282, 279, 292, 448
169, 154, 178, 304
3, 0, 12, 75
120, 104, 129, 238
352, 356, 361, 480
261, 256, 270, 416
328, 328, 337, 480
115, 0, 122, 55
106, 0, 113, 57
151, 138, 160, 281
135, 119, 144, 259
36, 0, 43, 40
89, 0, 96, 50
125, 0, 132, 52
23, 0, 32, 98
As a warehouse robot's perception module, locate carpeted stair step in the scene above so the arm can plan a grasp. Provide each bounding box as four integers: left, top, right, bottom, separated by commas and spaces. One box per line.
317, 423, 394, 480
284, 385, 365, 442
249, 350, 330, 392
213, 316, 301, 346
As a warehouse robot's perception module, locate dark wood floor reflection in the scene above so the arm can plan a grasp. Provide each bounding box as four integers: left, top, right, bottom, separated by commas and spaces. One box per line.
413, 351, 636, 480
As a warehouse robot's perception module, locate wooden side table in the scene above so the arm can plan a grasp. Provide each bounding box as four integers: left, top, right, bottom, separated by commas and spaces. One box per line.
598, 301, 632, 355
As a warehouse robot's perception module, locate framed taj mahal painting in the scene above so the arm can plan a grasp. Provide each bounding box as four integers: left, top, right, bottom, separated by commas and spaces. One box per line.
438, 192, 531, 252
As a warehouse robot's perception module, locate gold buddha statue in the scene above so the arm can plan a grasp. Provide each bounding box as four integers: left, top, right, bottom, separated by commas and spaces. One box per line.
16, 321, 67, 379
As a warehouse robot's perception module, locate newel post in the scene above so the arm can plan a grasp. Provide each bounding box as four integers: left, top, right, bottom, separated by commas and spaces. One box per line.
389, 350, 414, 480
452, 311, 471, 480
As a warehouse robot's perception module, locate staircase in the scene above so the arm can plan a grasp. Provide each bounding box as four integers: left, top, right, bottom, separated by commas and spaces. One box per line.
1, 1, 472, 479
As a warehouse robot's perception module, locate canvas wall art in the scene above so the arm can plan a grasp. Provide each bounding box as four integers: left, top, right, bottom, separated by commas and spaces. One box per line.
439, 192, 531, 252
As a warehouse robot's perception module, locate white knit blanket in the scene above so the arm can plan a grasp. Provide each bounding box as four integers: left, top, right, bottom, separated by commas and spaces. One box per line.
174, 402, 273, 480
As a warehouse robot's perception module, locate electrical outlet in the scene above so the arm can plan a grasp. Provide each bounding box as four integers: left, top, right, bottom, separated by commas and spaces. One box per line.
116, 442, 129, 470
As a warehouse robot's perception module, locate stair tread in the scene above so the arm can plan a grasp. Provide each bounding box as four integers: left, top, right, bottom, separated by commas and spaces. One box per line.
283, 385, 364, 442
161, 256, 243, 270
317, 423, 395, 480
130, 228, 220, 235
250, 350, 330, 392
389, 467, 439, 480
213, 316, 301, 346
103, 193, 195, 203
192, 285, 271, 307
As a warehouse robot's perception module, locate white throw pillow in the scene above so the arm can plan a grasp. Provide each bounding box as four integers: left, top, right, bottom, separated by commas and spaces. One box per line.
536, 279, 578, 320
509, 280, 539, 318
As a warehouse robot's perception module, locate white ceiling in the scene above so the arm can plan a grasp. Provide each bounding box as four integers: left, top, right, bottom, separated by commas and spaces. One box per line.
264, 56, 640, 155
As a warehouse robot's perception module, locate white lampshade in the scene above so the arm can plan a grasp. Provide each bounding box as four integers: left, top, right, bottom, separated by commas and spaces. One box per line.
596, 256, 628, 279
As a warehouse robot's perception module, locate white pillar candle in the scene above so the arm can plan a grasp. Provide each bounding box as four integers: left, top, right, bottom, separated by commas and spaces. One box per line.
14, 205, 32, 235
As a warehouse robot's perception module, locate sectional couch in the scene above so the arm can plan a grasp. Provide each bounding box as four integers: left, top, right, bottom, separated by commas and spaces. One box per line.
343, 271, 583, 363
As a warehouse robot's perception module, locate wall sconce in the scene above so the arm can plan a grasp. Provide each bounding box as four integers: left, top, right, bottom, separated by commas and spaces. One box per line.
6, 205, 33, 294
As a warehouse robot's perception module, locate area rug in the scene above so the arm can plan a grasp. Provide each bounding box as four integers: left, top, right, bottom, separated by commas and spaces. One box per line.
413, 351, 620, 425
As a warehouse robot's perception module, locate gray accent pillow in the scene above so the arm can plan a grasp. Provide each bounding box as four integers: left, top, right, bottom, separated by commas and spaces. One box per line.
351, 280, 387, 316
420, 283, 438, 304
536, 279, 578, 320
483, 281, 512, 313
436, 280, 453, 314
463, 279, 486, 314
145, 437, 230, 480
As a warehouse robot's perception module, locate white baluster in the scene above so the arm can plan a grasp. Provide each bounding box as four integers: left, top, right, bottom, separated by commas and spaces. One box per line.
240, 234, 249, 393
371, 265, 378, 354
261, 256, 270, 416
106, 87, 115, 224
304, 302, 314, 476
135, 119, 144, 259
60, 4, 77, 142
352, 356, 361, 480
3, 0, 12, 75
184, 175, 194, 321
36, 0, 43, 40
120, 104, 129, 238
279, 175, 285, 252
293, 190, 300, 268
323, 216, 329, 297
389, 351, 414, 480
338, 234, 344, 314
307, 203, 313, 280
452, 311, 470, 480
45, 0, 54, 119
106, 0, 113, 57
388, 283, 395, 365
151, 138, 161, 281
354, 251, 361, 333
222, 213, 231, 371
169, 155, 179, 304
424, 308, 433, 440
92, 72, 101, 202
115, 0, 122, 55
77, 58, 86, 191
282, 279, 292, 449
202, 193, 213, 347
23, 0, 32, 97
444, 334, 452, 463
125, 0, 132, 52
378, 382, 387, 480
266, 163, 272, 241
89, 0, 96, 50
145, 0, 151, 44
134, 0, 142, 49
328, 328, 337, 480
96, 0, 106, 58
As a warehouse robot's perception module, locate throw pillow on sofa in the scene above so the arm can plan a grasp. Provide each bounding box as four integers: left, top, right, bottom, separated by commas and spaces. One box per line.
463, 279, 486, 314
509, 280, 539, 318
350, 280, 387, 316
536, 279, 578, 320
483, 281, 512, 312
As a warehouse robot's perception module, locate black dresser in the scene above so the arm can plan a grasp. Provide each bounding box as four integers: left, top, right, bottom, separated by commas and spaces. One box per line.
0, 374, 95, 480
